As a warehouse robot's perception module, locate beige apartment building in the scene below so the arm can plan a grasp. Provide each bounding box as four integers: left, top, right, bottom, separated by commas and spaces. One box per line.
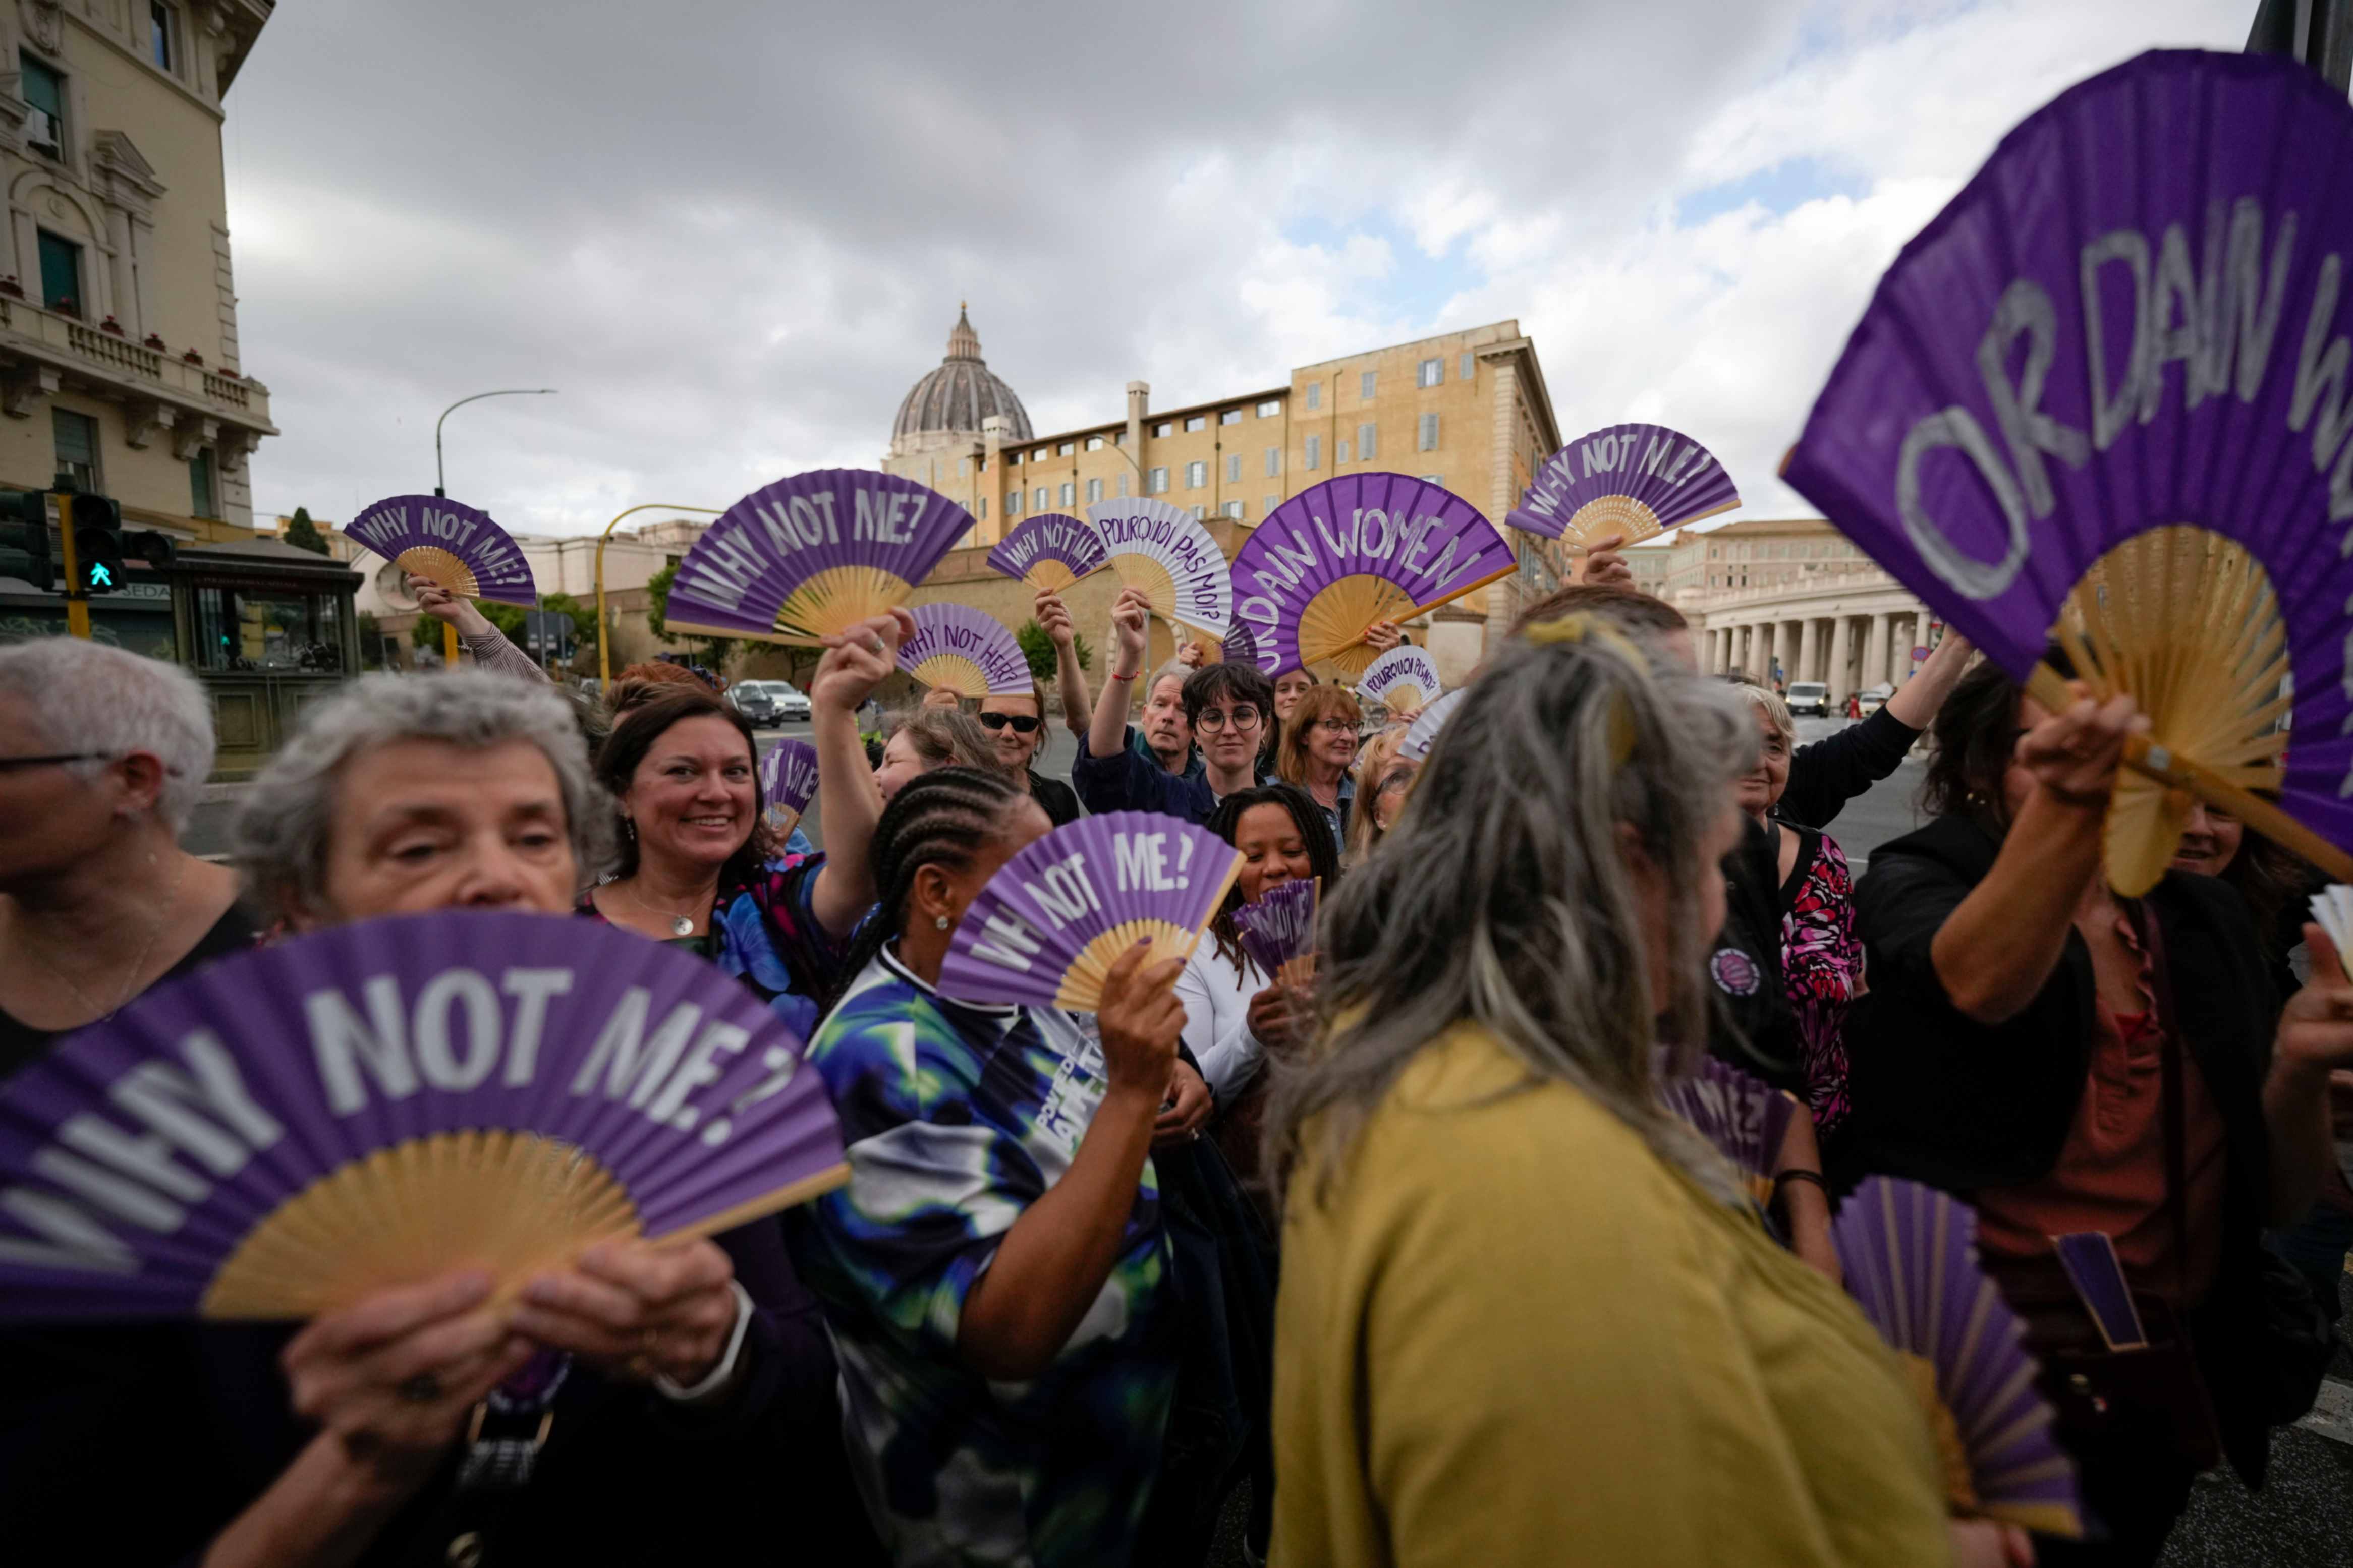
883, 308, 1566, 678
0, 0, 273, 539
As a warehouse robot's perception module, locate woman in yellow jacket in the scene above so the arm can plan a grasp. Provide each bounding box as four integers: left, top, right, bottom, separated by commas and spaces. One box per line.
1265, 617, 2027, 1568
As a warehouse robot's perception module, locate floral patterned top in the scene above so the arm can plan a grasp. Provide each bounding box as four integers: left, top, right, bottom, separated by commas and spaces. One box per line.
574, 853, 846, 1042
1777, 824, 1864, 1140
785, 947, 1177, 1568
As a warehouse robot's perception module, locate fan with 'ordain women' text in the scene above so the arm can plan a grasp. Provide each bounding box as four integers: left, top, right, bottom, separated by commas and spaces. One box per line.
896, 602, 1032, 698
1507, 423, 1740, 549
1833, 1179, 2083, 1538
1084, 497, 1234, 639
663, 469, 976, 647
1228, 474, 1515, 681
1783, 49, 2353, 892
0, 912, 845, 1322
986, 512, 1111, 591
937, 813, 1242, 1013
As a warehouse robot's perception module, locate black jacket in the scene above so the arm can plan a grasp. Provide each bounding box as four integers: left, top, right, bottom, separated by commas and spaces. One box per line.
1026, 767, 1082, 827
1846, 813, 2286, 1479
1779, 708, 1919, 831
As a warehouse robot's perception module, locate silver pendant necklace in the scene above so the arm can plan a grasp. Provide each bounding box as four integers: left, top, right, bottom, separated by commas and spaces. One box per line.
625, 883, 706, 938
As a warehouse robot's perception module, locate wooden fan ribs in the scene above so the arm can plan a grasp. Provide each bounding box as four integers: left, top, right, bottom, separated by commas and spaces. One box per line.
1566, 495, 1664, 550
1299, 576, 1418, 676
769, 565, 915, 646
395, 546, 482, 600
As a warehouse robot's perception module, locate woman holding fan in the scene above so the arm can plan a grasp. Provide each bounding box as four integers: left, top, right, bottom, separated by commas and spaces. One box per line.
1268, 618, 1984, 1568
783, 768, 1185, 1567
583, 612, 908, 1037
1847, 660, 2353, 1563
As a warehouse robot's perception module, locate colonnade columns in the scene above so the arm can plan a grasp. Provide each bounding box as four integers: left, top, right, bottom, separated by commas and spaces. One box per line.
1828, 615, 1854, 702
1863, 614, 1890, 692
1795, 618, 1817, 685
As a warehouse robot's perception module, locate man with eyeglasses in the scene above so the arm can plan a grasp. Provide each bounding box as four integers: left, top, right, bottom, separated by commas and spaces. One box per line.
1075, 587, 1274, 825
978, 689, 1081, 827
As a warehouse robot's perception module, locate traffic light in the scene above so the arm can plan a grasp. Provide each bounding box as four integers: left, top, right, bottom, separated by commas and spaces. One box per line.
65, 492, 126, 595
0, 488, 49, 587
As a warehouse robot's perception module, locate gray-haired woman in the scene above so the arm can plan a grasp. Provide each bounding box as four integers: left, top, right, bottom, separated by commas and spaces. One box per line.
1, 671, 879, 1568
0, 640, 251, 1072
1265, 617, 2006, 1568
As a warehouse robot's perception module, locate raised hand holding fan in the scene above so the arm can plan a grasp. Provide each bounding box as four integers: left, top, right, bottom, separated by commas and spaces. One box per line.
760, 737, 820, 840
1228, 474, 1515, 680
1085, 497, 1233, 637
1832, 1179, 2082, 1537
0, 911, 846, 1322
1232, 877, 1318, 988
1506, 423, 1740, 549
938, 813, 1243, 1012
1781, 49, 2353, 891
663, 469, 976, 647
346, 494, 538, 667
1396, 688, 1465, 763
1356, 646, 1442, 716
986, 512, 1111, 591
897, 602, 1033, 699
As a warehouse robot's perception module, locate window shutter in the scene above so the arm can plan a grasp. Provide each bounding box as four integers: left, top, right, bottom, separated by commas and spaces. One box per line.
1419, 412, 1439, 451
1358, 423, 1377, 461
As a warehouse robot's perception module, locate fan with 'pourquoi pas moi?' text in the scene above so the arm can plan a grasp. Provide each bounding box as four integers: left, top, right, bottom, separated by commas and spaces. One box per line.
896, 602, 1033, 699
1227, 473, 1515, 681
1781, 48, 2353, 894
1085, 496, 1234, 639
1506, 423, 1741, 550
986, 512, 1111, 592
661, 469, 976, 647
1355, 646, 1442, 716
937, 814, 1242, 1013
0, 912, 846, 1323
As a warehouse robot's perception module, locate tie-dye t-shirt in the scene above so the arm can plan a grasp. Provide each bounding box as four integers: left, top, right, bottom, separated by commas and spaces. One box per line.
785, 947, 1177, 1568
575, 853, 843, 1041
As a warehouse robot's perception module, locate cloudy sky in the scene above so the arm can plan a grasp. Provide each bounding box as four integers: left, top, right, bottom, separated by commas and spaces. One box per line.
225, 0, 2257, 536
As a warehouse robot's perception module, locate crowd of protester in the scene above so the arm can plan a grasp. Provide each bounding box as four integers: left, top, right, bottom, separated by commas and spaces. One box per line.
2, 540, 2349, 1568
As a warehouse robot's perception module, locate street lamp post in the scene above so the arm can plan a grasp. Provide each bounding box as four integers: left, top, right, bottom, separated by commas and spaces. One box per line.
423, 388, 554, 668
595, 502, 721, 689
434, 388, 557, 498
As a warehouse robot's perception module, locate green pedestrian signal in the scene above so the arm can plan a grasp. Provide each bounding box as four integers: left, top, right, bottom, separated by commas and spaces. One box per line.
65, 492, 126, 597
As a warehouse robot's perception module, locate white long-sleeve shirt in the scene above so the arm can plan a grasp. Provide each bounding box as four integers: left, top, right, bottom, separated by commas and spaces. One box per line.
1176, 939, 1271, 1104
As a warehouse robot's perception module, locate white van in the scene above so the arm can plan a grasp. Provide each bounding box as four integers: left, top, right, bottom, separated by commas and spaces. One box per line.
1785, 681, 1830, 717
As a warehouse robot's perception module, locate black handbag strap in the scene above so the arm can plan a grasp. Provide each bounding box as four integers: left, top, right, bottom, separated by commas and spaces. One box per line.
2129, 897, 2194, 1303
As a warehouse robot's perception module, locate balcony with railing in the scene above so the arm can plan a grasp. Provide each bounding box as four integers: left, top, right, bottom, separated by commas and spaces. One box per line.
0, 292, 274, 433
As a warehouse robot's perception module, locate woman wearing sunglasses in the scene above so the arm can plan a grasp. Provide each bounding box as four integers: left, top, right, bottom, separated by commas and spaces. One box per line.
980, 689, 1080, 826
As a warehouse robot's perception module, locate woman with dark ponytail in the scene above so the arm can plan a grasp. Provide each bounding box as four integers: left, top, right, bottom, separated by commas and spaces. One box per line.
784, 768, 1188, 1567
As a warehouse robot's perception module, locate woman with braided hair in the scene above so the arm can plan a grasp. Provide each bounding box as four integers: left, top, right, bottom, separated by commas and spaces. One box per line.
783, 768, 1188, 1567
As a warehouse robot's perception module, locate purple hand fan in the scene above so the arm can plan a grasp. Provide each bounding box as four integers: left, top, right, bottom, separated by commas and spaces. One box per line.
345, 494, 536, 606
986, 512, 1110, 591
1782, 49, 2353, 890
1396, 688, 1465, 763
1228, 473, 1515, 680
760, 737, 820, 840
1085, 497, 1234, 637
664, 469, 977, 647
1356, 646, 1442, 715
897, 601, 1033, 698
1654, 1053, 1797, 1206
2050, 1231, 2149, 1351
1506, 424, 1740, 549
937, 812, 1243, 1012
1221, 623, 1258, 665
1232, 876, 1318, 987
0, 911, 846, 1322
1833, 1178, 2083, 1537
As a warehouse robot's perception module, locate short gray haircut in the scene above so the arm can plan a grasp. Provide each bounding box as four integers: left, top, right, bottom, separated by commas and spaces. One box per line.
231, 671, 612, 916
1736, 683, 1794, 744
0, 639, 214, 830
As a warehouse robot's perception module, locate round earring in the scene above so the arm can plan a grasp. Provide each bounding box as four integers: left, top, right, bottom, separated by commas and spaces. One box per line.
934, 915, 951, 931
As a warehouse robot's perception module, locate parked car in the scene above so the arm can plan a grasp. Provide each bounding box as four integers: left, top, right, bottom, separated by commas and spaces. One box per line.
1854, 682, 1894, 717
1785, 681, 1830, 717
730, 680, 812, 724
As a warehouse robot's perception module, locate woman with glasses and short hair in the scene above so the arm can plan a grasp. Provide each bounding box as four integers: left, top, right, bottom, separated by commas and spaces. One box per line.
1277, 686, 1363, 853
979, 688, 1080, 826
1077, 588, 1275, 825
0, 640, 253, 1071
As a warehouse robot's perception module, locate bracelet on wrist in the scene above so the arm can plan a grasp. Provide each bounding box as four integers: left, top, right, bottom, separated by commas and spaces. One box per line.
1772, 1168, 1828, 1194
1111, 667, 1141, 682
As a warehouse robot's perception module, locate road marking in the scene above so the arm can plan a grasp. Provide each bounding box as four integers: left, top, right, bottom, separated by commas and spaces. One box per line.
2298, 1376, 2353, 1446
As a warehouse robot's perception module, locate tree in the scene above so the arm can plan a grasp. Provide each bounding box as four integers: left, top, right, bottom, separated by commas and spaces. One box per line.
644, 562, 737, 672
412, 598, 526, 650
283, 506, 329, 556
1015, 619, 1092, 687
